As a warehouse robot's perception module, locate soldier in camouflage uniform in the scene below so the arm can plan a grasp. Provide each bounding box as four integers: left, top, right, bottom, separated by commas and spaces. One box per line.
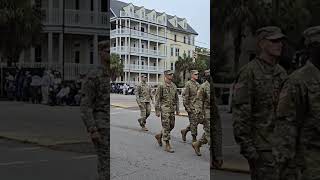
80, 40, 109, 180
273, 26, 320, 180
181, 70, 200, 142
232, 26, 288, 180
154, 70, 180, 153
191, 70, 223, 169
135, 73, 153, 131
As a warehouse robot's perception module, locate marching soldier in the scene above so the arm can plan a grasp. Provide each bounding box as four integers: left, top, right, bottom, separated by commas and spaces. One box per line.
274, 26, 320, 180
80, 40, 110, 180
181, 70, 200, 142
232, 26, 288, 180
154, 70, 180, 153
191, 70, 223, 168
135, 74, 153, 131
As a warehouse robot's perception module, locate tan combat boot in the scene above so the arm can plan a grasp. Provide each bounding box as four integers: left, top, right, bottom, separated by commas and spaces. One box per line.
192, 141, 202, 156
164, 141, 174, 153
155, 133, 162, 146
181, 129, 188, 142
192, 135, 197, 142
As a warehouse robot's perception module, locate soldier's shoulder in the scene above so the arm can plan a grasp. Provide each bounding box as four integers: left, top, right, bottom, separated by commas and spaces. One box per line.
237, 61, 256, 76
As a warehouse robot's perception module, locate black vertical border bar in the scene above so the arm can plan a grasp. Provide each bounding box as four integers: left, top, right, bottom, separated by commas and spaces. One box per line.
107, 0, 111, 178
210, 0, 214, 179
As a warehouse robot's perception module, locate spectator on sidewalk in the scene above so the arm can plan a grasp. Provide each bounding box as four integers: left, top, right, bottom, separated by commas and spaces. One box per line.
56, 83, 70, 105
41, 70, 51, 104
5, 72, 15, 100
30, 72, 42, 104
22, 71, 32, 102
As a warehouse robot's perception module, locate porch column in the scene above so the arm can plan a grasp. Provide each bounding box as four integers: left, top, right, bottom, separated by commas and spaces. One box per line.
48, 0, 53, 24
30, 47, 35, 63
59, 33, 63, 64
48, 32, 53, 64
94, 0, 99, 25
93, 34, 98, 65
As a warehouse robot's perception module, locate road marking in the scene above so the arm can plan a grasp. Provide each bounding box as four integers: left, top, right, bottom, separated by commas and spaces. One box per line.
14, 147, 42, 151
72, 155, 97, 160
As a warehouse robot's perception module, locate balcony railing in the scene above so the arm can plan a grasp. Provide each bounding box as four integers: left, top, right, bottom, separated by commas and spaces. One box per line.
111, 46, 166, 57
120, 11, 166, 26
124, 64, 164, 72
111, 29, 166, 43
42, 8, 108, 28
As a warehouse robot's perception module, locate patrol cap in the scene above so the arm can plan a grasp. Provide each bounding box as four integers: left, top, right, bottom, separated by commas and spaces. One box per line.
256, 26, 286, 42
164, 69, 174, 75
190, 70, 199, 75
141, 73, 147, 77
303, 26, 320, 46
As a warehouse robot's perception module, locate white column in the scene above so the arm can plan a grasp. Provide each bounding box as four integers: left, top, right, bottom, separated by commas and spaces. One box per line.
59, 0, 63, 24
148, 57, 150, 71
93, 34, 98, 64
157, 42, 159, 56
157, 26, 159, 39
139, 39, 141, 53
156, 58, 159, 71
124, 72, 127, 82
148, 40, 150, 55
119, 19, 122, 32
148, 73, 150, 83
116, 37, 118, 48
125, 37, 127, 51
30, 47, 35, 63
48, 32, 53, 64
48, 0, 53, 24
156, 73, 159, 83
94, 0, 99, 25
125, 19, 127, 30
59, 33, 63, 64
139, 22, 141, 36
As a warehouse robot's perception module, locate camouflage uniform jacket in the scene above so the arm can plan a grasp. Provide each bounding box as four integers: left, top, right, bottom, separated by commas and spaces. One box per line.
135, 81, 152, 103
274, 61, 320, 177
183, 79, 200, 112
194, 81, 210, 118
232, 58, 287, 159
155, 82, 179, 114
80, 67, 109, 131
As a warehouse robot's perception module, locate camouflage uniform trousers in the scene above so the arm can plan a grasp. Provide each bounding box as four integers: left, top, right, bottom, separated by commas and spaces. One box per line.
199, 117, 210, 145
185, 110, 200, 136
92, 112, 109, 180
247, 151, 278, 180
161, 111, 175, 141
138, 102, 151, 127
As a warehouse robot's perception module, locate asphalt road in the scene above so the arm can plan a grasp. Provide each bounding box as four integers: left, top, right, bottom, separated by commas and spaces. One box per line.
213, 170, 250, 180
0, 138, 97, 180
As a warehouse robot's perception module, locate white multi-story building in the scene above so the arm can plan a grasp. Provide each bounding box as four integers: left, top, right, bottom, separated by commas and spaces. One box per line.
110, 0, 198, 85
2, 0, 109, 80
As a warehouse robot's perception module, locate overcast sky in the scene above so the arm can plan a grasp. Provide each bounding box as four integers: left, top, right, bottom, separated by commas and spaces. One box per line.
118, 0, 210, 48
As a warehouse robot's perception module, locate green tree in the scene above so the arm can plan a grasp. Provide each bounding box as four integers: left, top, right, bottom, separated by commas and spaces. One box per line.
110, 53, 124, 82
173, 53, 193, 87
214, 0, 311, 76
0, 0, 43, 66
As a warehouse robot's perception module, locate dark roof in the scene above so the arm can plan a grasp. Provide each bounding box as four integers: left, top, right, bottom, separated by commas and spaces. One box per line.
110, 0, 198, 35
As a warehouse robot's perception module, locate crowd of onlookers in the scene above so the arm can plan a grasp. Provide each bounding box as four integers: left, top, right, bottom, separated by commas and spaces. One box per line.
3, 68, 83, 106
111, 83, 135, 95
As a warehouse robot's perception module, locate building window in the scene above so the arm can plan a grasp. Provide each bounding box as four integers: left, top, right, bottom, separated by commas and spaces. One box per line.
35, 45, 41, 62
184, 36, 186, 43
141, 27, 145, 32
175, 48, 179, 57
90, 52, 94, 64
142, 44, 144, 49
90, 0, 94, 11
154, 46, 156, 50
171, 63, 174, 70
184, 50, 186, 56
75, 0, 79, 10
174, 34, 177, 42
171, 47, 174, 57
188, 50, 191, 57
188, 37, 191, 45
113, 43, 116, 47
75, 51, 80, 63
121, 41, 124, 46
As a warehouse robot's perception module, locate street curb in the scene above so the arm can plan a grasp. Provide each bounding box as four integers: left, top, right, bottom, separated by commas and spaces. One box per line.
111, 104, 189, 117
